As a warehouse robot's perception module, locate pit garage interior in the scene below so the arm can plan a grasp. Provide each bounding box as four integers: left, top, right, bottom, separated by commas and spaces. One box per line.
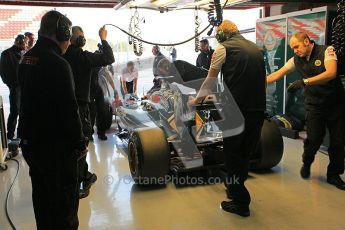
1, 0, 345, 229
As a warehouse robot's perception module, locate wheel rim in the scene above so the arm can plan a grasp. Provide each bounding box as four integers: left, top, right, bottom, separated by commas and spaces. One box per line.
128, 142, 138, 175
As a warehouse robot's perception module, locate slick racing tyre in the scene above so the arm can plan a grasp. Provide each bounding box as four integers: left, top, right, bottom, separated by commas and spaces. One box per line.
251, 118, 284, 170
128, 127, 170, 185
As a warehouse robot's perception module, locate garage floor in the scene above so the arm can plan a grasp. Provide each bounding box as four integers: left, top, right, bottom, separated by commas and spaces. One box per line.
1, 125, 345, 230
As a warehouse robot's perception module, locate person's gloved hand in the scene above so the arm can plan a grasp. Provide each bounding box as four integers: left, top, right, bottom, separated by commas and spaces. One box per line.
287, 79, 305, 93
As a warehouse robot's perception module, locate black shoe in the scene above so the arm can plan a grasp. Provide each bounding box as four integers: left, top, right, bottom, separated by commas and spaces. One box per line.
79, 188, 90, 199
327, 175, 345, 190
300, 164, 311, 179
83, 173, 97, 191
221, 201, 250, 217
98, 134, 107, 141
7, 150, 18, 159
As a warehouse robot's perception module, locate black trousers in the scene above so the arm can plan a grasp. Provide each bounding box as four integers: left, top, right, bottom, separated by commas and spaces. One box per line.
223, 112, 264, 206
147, 78, 161, 94
78, 102, 93, 184
303, 103, 345, 175
126, 81, 134, 94
7, 86, 20, 139
90, 84, 107, 135
121, 80, 134, 97
22, 142, 79, 230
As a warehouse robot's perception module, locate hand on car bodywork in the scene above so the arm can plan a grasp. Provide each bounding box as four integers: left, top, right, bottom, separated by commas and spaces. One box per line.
287, 79, 305, 92
187, 96, 197, 108
188, 95, 213, 108
99, 26, 107, 40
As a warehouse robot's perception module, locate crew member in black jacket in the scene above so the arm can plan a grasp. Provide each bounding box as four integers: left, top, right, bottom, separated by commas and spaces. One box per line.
267, 32, 345, 190
63, 25, 115, 198
189, 20, 266, 217
0, 34, 26, 140
196, 39, 214, 70
18, 11, 86, 229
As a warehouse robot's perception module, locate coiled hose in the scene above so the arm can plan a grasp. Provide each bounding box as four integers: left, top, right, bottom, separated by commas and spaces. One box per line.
194, 7, 202, 52
207, 0, 223, 35
132, 9, 144, 56
332, 0, 345, 57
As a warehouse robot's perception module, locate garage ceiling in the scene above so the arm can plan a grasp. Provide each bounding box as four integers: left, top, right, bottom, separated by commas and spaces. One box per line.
0, 0, 119, 8
0, 0, 338, 9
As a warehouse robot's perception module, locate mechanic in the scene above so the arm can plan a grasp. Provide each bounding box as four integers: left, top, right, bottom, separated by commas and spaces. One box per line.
170, 46, 177, 62
189, 20, 266, 217
63, 25, 115, 198
267, 32, 345, 190
24, 31, 35, 50
121, 61, 138, 96
0, 34, 26, 140
196, 38, 214, 70
148, 45, 165, 94
89, 44, 105, 141
18, 11, 86, 229
90, 63, 115, 141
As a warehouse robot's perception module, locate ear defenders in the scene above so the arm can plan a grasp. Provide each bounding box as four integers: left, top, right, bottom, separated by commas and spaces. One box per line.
56, 15, 71, 42
15, 34, 25, 45
215, 30, 227, 43
76, 35, 86, 47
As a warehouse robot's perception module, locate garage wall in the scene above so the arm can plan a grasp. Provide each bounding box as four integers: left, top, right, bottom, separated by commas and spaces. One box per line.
257, 6, 333, 117
0, 6, 47, 52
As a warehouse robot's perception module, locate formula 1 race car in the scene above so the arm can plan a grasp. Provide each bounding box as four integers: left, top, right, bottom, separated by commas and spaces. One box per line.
115, 61, 284, 185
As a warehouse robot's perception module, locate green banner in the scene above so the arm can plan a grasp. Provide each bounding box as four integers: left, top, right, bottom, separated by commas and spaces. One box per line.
256, 18, 286, 115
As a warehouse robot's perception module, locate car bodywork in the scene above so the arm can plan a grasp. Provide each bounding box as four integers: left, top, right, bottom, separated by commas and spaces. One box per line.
114, 61, 284, 184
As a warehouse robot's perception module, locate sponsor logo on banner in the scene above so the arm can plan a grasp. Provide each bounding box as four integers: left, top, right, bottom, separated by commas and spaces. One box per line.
263, 30, 277, 51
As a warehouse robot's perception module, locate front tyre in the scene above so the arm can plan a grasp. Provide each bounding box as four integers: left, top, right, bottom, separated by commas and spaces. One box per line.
128, 127, 170, 185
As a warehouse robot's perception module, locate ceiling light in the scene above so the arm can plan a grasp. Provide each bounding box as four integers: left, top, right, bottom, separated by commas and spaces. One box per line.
114, 0, 132, 10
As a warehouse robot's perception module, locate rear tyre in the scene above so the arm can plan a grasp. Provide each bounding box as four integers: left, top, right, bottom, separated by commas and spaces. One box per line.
251, 118, 284, 170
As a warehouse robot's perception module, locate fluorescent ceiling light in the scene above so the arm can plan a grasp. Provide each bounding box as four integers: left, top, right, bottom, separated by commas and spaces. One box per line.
185, 0, 244, 8
114, 0, 132, 10
151, 0, 180, 7
128, 0, 150, 7
227, 0, 249, 6
184, 0, 209, 7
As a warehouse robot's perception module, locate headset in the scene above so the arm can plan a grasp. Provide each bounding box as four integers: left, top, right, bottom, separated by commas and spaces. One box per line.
72, 26, 86, 47
56, 14, 71, 42
15, 34, 25, 44
76, 35, 86, 47
215, 30, 227, 43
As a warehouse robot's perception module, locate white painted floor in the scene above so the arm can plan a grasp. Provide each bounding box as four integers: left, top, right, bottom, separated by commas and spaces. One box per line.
1, 123, 345, 230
